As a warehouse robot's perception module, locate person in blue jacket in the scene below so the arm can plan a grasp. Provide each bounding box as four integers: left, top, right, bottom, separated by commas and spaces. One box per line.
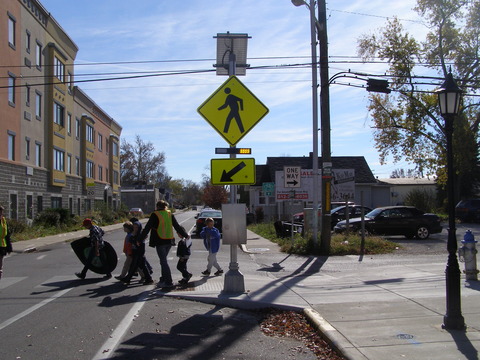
200, 218, 223, 276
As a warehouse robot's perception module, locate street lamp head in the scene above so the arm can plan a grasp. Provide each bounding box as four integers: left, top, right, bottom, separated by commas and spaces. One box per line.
291, 0, 306, 7
436, 72, 462, 116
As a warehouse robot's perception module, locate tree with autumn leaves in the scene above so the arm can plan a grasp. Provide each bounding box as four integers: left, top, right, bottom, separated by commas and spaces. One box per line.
358, 0, 480, 200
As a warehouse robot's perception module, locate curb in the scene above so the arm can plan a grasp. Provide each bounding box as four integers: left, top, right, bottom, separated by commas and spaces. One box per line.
303, 308, 359, 360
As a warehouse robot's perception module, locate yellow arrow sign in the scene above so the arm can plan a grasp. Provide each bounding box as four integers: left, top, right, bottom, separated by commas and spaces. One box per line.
198, 76, 269, 146
210, 158, 256, 185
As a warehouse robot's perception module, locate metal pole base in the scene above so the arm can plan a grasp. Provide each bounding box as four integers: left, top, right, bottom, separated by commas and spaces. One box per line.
443, 254, 466, 331
223, 267, 245, 294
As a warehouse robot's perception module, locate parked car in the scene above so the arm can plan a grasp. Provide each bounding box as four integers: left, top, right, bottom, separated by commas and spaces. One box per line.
330, 205, 373, 229
334, 206, 442, 239
292, 203, 366, 228
129, 208, 144, 217
195, 209, 222, 236
455, 199, 480, 222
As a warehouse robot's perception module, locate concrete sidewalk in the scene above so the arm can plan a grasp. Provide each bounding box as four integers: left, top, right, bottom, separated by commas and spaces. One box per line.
12, 225, 480, 360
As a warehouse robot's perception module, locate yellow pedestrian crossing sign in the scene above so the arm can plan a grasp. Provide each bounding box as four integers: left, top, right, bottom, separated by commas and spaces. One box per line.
210, 158, 256, 185
198, 76, 269, 146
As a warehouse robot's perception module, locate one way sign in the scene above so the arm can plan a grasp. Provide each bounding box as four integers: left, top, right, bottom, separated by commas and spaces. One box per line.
284, 166, 301, 188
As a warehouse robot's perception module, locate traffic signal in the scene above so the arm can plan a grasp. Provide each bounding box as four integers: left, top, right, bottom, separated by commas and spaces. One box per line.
366, 78, 391, 94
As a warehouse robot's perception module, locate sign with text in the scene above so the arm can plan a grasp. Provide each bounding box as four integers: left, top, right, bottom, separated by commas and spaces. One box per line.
275, 169, 355, 202
275, 169, 320, 202
331, 169, 355, 202
283, 166, 301, 188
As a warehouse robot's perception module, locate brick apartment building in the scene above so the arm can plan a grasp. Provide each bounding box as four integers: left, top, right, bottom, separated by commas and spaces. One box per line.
1, 0, 122, 222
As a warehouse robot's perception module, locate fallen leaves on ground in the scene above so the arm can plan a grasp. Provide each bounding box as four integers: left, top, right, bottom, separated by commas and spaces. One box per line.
260, 309, 345, 360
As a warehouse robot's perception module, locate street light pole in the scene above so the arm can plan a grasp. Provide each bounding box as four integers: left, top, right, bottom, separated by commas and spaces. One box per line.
436, 72, 465, 330
292, 0, 319, 250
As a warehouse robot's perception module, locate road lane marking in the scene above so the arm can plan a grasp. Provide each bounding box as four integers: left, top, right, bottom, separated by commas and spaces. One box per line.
0, 287, 73, 331
92, 285, 155, 359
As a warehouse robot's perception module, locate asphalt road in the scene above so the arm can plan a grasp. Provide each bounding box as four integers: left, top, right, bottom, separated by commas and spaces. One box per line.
0, 211, 318, 360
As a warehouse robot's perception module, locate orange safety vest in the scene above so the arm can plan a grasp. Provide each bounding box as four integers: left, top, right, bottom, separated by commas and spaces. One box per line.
0, 217, 7, 248
154, 210, 173, 239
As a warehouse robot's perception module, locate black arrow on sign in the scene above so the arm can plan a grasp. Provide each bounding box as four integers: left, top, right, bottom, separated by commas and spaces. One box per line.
286, 180, 299, 186
221, 161, 247, 182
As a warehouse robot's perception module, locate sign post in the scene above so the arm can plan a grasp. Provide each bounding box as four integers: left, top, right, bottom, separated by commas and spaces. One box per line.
197, 33, 268, 294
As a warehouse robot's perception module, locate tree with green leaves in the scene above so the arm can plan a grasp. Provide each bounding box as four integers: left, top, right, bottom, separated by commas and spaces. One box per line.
358, 0, 480, 199
120, 134, 168, 187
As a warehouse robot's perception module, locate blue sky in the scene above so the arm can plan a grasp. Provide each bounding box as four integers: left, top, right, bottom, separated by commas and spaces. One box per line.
39, 0, 427, 184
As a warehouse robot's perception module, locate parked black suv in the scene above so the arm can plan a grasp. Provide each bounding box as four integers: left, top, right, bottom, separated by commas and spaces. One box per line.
455, 199, 480, 222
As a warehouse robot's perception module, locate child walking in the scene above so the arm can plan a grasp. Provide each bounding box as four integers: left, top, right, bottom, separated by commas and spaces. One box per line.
176, 236, 192, 285
200, 218, 223, 276
115, 221, 135, 280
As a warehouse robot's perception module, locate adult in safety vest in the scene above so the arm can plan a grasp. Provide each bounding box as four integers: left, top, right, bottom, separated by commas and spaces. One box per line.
0, 205, 13, 280
140, 200, 189, 288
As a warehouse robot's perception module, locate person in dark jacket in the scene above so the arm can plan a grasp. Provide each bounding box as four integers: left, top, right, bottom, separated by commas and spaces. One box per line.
0, 205, 13, 280
176, 236, 192, 285
121, 221, 154, 286
75, 218, 111, 280
139, 200, 189, 288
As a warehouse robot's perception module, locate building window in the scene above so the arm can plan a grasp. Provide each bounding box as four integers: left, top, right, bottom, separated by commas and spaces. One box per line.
75, 118, 80, 139
9, 193, 18, 220
8, 131, 15, 161
35, 42, 42, 68
26, 85, 30, 106
35, 142, 41, 166
105, 139, 109, 154
86, 160, 94, 178
67, 154, 72, 174
54, 148, 65, 171
98, 165, 103, 181
26, 194, 33, 219
53, 102, 64, 126
51, 197, 62, 209
86, 160, 94, 179
54, 56, 65, 82
113, 170, 119, 185
67, 113, 72, 135
25, 137, 30, 160
112, 141, 119, 156
25, 30, 31, 53
8, 14, 16, 49
35, 92, 42, 119
8, 74, 15, 105
106, 168, 109, 182
75, 157, 80, 175
86, 124, 94, 143
98, 133, 103, 151
67, 72, 73, 91
37, 195, 43, 213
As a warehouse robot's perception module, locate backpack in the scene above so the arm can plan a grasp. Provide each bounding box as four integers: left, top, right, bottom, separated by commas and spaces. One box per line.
176, 238, 191, 257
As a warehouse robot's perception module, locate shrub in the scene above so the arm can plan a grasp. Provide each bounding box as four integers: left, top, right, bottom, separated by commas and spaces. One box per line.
6, 219, 27, 236
404, 188, 437, 213
34, 208, 73, 228
248, 222, 399, 256
255, 207, 265, 223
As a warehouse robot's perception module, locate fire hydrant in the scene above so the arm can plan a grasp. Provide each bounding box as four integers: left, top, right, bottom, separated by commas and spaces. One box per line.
458, 230, 479, 281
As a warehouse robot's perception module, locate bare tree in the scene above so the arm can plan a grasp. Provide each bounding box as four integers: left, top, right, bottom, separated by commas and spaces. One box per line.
120, 135, 167, 186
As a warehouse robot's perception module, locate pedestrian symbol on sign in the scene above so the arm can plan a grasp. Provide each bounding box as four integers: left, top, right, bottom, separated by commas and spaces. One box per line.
218, 88, 244, 133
